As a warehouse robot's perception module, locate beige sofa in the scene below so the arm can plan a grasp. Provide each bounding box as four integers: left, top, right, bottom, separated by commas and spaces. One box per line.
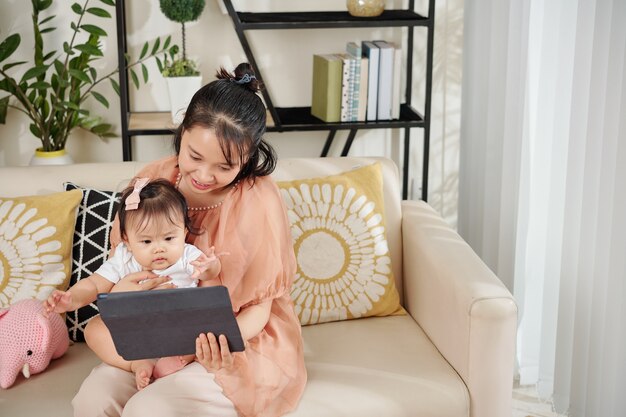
0, 157, 517, 417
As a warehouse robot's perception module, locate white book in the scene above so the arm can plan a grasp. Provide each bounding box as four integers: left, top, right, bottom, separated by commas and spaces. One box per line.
373, 40, 394, 121
339, 54, 352, 122
357, 56, 369, 121
346, 42, 362, 122
362, 41, 379, 121
390, 43, 402, 119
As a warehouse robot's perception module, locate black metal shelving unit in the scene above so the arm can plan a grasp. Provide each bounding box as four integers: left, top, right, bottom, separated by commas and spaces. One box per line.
116, 0, 435, 200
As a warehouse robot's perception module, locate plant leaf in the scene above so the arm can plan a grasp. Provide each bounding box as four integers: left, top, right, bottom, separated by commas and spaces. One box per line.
89, 67, 97, 82
63, 42, 75, 55
3, 61, 26, 71
53, 59, 65, 75
71, 2, 83, 14
43, 51, 55, 62
0, 78, 16, 94
39, 15, 56, 25
40, 27, 56, 34
69, 69, 91, 84
0, 96, 9, 124
99, 0, 115, 6
91, 123, 112, 134
110, 78, 120, 95
151, 38, 161, 56
91, 91, 109, 108
61, 101, 80, 110
86, 7, 111, 18
81, 24, 107, 37
139, 42, 149, 60
130, 69, 139, 89
21, 65, 48, 82
74, 43, 103, 57
155, 56, 163, 73
0, 34, 21, 63
141, 63, 148, 83
29, 81, 51, 90
29, 123, 42, 138
163, 35, 171, 50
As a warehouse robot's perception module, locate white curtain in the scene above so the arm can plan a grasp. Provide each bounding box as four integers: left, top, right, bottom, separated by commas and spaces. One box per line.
458, 0, 626, 416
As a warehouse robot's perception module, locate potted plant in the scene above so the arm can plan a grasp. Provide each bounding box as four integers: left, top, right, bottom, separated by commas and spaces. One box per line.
157, 0, 205, 124
0, 0, 177, 165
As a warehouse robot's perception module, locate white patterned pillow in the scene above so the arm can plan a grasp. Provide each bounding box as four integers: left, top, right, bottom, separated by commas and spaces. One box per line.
63, 183, 120, 342
277, 163, 404, 325
0, 190, 82, 307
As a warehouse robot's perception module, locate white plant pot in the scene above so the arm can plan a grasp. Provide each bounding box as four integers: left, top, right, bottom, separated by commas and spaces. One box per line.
29, 148, 74, 166
165, 76, 203, 124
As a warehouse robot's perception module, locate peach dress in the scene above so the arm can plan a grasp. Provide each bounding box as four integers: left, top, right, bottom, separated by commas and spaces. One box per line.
110, 156, 307, 417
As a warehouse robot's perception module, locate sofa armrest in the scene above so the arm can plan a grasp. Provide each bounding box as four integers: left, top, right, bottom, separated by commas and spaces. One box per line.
401, 201, 517, 417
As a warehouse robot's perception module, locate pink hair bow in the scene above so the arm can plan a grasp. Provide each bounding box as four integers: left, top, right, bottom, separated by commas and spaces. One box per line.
125, 177, 150, 211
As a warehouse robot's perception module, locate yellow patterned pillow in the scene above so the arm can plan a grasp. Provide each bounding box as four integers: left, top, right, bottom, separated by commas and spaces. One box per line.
0, 189, 82, 307
277, 163, 404, 325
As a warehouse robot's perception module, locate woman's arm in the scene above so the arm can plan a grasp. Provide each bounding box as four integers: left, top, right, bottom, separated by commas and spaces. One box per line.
236, 300, 273, 341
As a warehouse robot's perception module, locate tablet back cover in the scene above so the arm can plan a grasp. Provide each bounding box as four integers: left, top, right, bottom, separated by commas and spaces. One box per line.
98, 286, 244, 360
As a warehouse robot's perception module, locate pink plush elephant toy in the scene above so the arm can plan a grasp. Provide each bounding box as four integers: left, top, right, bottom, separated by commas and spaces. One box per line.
0, 298, 69, 389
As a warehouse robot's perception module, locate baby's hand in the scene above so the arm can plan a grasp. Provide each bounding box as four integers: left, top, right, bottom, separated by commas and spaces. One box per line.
191, 247, 222, 280
42, 290, 73, 317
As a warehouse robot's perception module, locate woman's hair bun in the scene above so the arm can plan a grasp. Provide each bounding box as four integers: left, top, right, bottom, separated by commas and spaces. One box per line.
215, 62, 262, 93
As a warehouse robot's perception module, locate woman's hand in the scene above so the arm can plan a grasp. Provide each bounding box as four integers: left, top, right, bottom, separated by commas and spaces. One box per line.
110, 271, 175, 293
195, 333, 234, 372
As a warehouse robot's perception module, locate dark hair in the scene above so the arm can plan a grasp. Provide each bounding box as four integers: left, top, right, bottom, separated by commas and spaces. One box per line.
118, 178, 194, 239
173, 62, 277, 185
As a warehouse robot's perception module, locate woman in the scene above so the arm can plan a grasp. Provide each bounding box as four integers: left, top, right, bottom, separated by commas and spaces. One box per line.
72, 63, 307, 417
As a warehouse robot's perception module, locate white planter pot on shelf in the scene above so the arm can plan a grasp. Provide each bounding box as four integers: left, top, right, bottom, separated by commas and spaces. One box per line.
29, 148, 74, 166
165, 76, 203, 124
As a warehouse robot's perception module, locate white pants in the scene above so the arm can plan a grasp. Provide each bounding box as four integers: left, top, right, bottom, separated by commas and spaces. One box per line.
72, 362, 238, 417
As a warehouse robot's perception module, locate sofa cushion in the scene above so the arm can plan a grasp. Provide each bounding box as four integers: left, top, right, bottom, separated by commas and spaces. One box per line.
0, 190, 82, 307
297, 315, 469, 417
63, 183, 120, 342
277, 163, 403, 325
0, 315, 469, 417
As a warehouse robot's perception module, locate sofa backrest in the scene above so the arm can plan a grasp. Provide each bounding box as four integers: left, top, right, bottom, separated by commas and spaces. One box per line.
0, 157, 403, 296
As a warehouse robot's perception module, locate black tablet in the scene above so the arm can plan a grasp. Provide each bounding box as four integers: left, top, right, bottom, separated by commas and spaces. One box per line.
97, 286, 244, 361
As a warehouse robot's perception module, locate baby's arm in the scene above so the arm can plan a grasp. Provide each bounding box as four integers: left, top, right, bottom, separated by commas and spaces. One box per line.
43, 274, 114, 316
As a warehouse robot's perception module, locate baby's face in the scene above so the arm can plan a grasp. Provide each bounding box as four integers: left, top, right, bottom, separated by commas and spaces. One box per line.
124, 215, 186, 271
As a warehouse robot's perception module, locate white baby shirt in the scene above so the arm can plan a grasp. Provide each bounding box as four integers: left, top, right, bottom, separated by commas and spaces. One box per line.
96, 243, 204, 288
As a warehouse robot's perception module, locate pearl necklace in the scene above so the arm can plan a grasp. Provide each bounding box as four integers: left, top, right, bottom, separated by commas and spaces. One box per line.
175, 173, 238, 211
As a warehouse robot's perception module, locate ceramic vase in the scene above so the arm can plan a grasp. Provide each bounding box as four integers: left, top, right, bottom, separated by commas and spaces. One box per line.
165, 76, 203, 124
29, 148, 74, 166
347, 0, 385, 17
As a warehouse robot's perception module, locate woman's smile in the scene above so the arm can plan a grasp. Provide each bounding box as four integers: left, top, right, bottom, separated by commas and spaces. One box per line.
190, 177, 215, 191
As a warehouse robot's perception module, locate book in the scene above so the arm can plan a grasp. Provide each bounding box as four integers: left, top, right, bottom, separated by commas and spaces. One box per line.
362, 41, 380, 121
311, 54, 343, 123
357, 56, 369, 121
346, 42, 362, 122
373, 40, 394, 120
338, 53, 357, 122
390, 42, 402, 119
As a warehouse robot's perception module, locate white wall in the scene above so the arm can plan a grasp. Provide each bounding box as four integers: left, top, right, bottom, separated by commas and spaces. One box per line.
0, 0, 462, 225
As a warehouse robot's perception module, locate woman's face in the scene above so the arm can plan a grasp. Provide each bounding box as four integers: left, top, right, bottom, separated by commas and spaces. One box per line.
177, 127, 241, 196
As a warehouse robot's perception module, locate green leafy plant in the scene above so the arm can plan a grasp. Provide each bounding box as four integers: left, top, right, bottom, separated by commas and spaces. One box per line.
157, 0, 205, 77
0, 0, 178, 152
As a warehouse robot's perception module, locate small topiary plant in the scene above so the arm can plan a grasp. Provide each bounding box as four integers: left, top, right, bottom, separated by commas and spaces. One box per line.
158, 0, 206, 77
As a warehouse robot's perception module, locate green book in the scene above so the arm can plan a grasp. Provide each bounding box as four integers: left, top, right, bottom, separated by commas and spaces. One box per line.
311, 54, 343, 122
